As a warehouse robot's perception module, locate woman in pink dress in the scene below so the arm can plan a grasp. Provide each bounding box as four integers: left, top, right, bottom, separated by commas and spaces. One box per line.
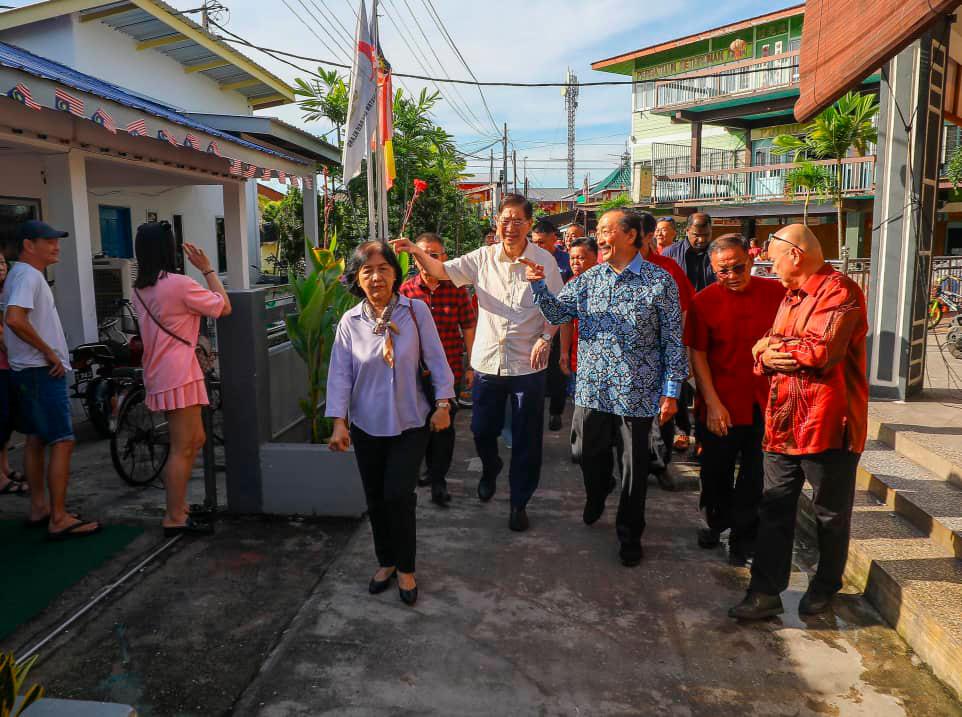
132, 222, 231, 536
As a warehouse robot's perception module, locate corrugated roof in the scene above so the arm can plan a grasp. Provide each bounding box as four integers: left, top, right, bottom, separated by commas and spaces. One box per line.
0, 40, 305, 163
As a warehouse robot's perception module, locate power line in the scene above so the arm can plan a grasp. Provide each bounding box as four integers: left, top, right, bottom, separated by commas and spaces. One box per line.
214, 34, 795, 87
280, 0, 353, 64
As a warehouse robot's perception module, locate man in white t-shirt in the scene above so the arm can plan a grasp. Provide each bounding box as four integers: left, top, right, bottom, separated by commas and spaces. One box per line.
2, 220, 101, 539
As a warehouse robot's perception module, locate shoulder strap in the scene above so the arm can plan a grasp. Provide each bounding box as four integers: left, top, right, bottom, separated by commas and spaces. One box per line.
406, 302, 422, 351
134, 288, 191, 346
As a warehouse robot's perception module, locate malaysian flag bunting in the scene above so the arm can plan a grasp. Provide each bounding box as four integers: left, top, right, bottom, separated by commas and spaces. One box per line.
242, 164, 257, 178
183, 133, 201, 151
91, 108, 117, 134
262, 167, 272, 180
229, 158, 243, 175
207, 141, 222, 157
291, 176, 300, 188
304, 175, 313, 189
9, 83, 41, 110
157, 129, 179, 146
126, 118, 148, 136
277, 171, 286, 184
54, 88, 84, 116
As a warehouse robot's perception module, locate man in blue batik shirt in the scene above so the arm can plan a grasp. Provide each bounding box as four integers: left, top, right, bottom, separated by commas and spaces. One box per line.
520, 209, 688, 567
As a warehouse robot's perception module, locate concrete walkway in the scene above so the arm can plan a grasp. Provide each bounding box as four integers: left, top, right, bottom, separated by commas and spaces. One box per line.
234, 413, 962, 717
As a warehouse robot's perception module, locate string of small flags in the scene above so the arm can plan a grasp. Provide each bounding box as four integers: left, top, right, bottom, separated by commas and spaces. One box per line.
5, 79, 316, 188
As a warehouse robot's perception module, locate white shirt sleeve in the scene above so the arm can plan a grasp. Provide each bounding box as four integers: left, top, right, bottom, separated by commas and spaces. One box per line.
4, 268, 39, 311
443, 246, 483, 288
544, 254, 564, 295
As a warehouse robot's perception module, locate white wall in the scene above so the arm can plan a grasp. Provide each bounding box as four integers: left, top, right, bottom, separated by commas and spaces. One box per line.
0, 155, 46, 202
0, 16, 251, 115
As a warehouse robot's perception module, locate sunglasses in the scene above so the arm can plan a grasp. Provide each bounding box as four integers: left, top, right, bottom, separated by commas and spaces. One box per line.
766, 233, 805, 254
716, 263, 748, 277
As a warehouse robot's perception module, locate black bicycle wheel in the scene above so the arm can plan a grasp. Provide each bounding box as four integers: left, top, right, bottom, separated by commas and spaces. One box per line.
110, 387, 170, 486
85, 378, 113, 438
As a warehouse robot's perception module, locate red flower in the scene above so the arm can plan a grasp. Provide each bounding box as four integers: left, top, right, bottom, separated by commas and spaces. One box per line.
413, 178, 428, 195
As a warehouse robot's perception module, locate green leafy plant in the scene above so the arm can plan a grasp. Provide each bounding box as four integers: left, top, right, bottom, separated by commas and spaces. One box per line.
1, 653, 44, 717
597, 193, 632, 213
773, 90, 879, 256
946, 144, 962, 189
285, 232, 356, 443
784, 162, 835, 225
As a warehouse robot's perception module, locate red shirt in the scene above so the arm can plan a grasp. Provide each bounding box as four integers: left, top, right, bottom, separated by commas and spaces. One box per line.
645, 250, 695, 312
400, 275, 477, 386
685, 277, 785, 426
756, 266, 869, 455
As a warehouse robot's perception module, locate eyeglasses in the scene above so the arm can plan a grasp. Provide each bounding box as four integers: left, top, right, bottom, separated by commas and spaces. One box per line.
715, 263, 748, 277
766, 233, 805, 254
499, 218, 527, 228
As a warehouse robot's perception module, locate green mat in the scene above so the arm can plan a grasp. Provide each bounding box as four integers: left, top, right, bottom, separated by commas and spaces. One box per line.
0, 520, 143, 641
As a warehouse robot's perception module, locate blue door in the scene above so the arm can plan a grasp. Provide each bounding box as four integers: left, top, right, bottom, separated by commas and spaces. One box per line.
98, 206, 133, 258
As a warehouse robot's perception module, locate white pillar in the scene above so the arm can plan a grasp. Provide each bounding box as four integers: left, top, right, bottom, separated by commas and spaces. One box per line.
223, 180, 251, 290
245, 180, 260, 283
303, 172, 319, 249
44, 150, 98, 345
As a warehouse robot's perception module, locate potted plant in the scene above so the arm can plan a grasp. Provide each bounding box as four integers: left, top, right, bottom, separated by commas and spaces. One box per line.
2, 653, 43, 717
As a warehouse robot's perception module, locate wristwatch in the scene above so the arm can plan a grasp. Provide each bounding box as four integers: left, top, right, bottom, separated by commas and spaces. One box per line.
435, 400, 451, 410
539, 332, 552, 342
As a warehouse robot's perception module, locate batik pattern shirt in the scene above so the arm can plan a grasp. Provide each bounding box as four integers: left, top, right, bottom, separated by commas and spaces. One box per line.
531, 252, 688, 418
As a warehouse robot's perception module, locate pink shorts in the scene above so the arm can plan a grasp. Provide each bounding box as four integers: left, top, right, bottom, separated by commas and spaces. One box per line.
146, 379, 209, 413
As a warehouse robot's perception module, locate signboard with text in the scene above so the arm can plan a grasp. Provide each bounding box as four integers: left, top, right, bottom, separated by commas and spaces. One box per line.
636, 45, 754, 82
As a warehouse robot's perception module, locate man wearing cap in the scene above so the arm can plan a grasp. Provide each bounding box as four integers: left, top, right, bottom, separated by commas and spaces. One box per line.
1, 220, 101, 539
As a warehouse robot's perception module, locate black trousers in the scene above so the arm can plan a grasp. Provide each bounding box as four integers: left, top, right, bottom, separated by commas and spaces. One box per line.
350, 424, 430, 574
546, 334, 567, 417
571, 406, 653, 548
749, 449, 860, 596
674, 383, 693, 436
696, 406, 765, 552
424, 402, 457, 489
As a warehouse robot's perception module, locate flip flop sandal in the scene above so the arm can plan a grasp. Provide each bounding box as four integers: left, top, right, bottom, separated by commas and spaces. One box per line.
0, 479, 29, 496
47, 520, 102, 541
163, 517, 214, 537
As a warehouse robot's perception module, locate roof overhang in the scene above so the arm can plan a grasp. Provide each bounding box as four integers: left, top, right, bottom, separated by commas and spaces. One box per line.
591, 3, 805, 76
0, 0, 294, 108
186, 113, 340, 166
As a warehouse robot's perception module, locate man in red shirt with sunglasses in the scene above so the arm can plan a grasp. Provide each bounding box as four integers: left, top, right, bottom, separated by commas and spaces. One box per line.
729, 224, 868, 621
685, 234, 784, 565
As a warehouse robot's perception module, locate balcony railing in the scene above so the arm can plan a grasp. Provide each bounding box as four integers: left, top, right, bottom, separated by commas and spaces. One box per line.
654, 51, 800, 110
653, 156, 876, 205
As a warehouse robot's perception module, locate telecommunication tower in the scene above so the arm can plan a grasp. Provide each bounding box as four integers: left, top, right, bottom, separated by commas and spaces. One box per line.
563, 69, 579, 190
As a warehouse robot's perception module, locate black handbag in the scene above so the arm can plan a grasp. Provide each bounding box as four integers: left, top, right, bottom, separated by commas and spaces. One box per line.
406, 303, 436, 405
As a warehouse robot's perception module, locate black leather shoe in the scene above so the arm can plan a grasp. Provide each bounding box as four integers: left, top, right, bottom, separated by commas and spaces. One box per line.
728, 591, 784, 620
619, 543, 643, 567
417, 476, 432, 487
399, 584, 418, 606
582, 496, 606, 525
431, 486, 451, 507
368, 569, 396, 595
728, 550, 749, 567
477, 457, 503, 502
509, 506, 529, 532
548, 414, 562, 431
697, 528, 721, 548
798, 587, 834, 616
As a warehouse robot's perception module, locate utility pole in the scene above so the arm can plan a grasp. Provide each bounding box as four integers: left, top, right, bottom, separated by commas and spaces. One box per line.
512, 150, 517, 195
523, 156, 528, 196
502, 122, 508, 199
564, 68, 579, 191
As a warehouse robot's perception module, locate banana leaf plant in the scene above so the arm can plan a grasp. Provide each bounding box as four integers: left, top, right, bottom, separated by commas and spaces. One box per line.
285, 232, 356, 443
0, 652, 44, 717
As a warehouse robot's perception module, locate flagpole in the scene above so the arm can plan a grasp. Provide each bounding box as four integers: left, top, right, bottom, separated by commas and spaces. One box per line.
366, 143, 376, 242
371, 0, 389, 242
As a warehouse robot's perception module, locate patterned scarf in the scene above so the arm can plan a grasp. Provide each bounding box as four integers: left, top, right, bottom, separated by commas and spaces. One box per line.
364, 294, 400, 366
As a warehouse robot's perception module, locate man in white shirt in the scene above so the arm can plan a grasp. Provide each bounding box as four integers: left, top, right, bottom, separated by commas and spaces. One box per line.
392, 194, 564, 532
2, 220, 101, 540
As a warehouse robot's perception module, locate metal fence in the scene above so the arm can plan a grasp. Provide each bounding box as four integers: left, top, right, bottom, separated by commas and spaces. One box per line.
654, 52, 800, 109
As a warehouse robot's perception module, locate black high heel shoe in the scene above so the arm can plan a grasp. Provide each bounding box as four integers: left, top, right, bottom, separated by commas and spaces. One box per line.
368, 569, 396, 595
398, 581, 418, 606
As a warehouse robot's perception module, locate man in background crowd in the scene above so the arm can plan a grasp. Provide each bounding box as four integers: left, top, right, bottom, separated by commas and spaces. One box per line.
532, 219, 572, 431
654, 218, 677, 254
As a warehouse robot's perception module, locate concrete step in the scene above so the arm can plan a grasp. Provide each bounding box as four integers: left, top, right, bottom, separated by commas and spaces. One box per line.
868, 412, 962, 490
858, 439, 962, 558
798, 488, 962, 702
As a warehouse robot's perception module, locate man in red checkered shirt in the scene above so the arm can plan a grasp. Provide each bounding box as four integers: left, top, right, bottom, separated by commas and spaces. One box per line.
400, 233, 477, 506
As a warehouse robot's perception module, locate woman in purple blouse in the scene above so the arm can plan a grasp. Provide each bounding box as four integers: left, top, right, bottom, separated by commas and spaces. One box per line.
327, 241, 455, 606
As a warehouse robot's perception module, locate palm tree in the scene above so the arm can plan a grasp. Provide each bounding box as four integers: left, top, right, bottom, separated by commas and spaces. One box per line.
773, 91, 879, 256
784, 162, 835, 225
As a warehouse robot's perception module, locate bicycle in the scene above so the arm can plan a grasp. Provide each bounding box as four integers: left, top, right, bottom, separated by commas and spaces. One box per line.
927, 275, 962, 329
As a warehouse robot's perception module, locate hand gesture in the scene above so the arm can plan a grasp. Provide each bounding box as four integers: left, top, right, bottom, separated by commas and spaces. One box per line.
464, 369, 475, 390
530, 338, 550, 370
658, 396, 678, 426
517, 257, 545, 282
45, 349, 65, 378
390, 237, 415, 255
559, 353, 571, 377
328, 420, 351, 452
430, 407, 451, 432
751, 336, 772, 361
184, 243, 213, 274
761, 348, 799, 373
706, 399, 732, 437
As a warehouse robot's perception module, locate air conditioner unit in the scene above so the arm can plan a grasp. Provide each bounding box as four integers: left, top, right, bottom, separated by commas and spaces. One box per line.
92, 257, 137, 324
